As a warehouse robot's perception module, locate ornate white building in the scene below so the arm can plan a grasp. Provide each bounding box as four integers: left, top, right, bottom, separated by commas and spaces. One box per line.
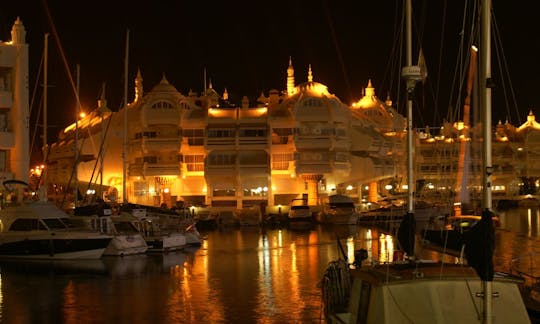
47, 58, 406, 214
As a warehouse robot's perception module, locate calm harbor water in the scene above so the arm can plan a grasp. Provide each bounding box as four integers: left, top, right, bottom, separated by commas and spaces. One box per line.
0, 207, 539, 323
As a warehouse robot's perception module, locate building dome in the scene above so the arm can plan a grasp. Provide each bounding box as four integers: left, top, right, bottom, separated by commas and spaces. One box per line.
149, 75, 179, 94
351, 80, 404, 131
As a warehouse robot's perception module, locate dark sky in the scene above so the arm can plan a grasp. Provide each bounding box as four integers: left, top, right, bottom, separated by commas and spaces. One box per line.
1, 1, 539, 144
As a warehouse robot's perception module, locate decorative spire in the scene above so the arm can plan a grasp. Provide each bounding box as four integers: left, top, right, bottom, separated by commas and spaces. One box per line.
98, 82, 111, 112
385, 92, 392, 107
307, 64, 313, 82
287, 56, 295, 96
365, 79, 375, 97
223, 88, 229, 101
11, 17, 26, 44
134, 68, 143, 102
160, 73, 168, 84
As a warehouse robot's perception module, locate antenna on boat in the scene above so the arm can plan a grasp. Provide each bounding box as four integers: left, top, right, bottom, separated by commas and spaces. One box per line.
398, 0, 426, 258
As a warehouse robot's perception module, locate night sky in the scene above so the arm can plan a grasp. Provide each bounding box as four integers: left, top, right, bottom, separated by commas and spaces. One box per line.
1, 1, 539, 150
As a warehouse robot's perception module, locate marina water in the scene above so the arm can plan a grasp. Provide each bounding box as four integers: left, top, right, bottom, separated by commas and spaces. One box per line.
0, 207, 538, 323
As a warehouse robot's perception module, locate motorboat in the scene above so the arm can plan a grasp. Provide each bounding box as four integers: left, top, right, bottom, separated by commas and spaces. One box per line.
125, 207, 187, 253
287, 198, 313, 227
0, 182, 113, 260
315, 194, 359, 225
123, 203, 201, 247
71, 204, 148, 256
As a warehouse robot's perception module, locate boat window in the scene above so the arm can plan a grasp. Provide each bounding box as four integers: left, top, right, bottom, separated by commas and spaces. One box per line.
330, 202, 355, 208
8, 219, 42, 231
42, 218, 69, 230
114, 221, 138, 234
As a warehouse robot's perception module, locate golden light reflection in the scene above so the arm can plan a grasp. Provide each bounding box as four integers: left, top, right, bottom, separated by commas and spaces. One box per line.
528, 208, 532, 237
366, 229, 373, 262
378, 233, 394, 263
536, 209, 540, 237
62, 281, 78, 324
346, 237, 355, 261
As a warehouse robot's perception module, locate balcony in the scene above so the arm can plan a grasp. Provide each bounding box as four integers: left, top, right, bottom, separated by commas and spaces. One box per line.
238, 164, 269, 177
205, 164, 236, 177
296, 163, 332, 174
206, 137, 235, 148
141, 137, 181, 153
294, 136, 331, 149
143, 162, 181, 176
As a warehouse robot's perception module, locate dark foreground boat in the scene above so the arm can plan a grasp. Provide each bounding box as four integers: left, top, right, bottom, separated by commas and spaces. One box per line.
321, 255, 530, 324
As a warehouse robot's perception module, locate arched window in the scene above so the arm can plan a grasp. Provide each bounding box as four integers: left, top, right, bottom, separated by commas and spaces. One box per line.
151, 101, 174, 109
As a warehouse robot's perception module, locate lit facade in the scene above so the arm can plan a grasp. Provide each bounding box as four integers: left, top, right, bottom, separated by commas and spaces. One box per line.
415, 111, 540, 202
47, 60, 406, 213
0, 18, 30, 184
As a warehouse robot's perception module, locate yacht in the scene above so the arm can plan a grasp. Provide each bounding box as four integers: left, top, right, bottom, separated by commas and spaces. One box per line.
315, 194, 359, 225
0, 187, 113, 259
71, 203, 148, 256
287, 198, 313, 228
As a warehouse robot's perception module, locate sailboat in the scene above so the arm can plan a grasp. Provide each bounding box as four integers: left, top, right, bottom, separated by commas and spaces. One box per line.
320, 1, 531, 323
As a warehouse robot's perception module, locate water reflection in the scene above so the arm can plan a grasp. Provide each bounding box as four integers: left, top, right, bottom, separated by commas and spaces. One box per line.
0, 207, 538, 323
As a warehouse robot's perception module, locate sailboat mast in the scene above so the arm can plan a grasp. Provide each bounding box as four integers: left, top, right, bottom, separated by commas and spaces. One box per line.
40, 33, 49, 200
405, 0, 414, 214
481, 0, 493, 322
122, 30, 129, 204
75, 64, 80, 206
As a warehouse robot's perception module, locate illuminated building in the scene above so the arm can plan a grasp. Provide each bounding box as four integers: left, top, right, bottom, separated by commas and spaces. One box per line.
46, 59, 405, 213
416, 111, 540, 204
0, 18, 29, 184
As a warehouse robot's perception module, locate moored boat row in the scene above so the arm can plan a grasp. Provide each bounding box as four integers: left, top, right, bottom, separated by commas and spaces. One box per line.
0, 180, 202, 260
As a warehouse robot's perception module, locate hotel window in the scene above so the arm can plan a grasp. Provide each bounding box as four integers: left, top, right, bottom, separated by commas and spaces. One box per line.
151, 101, 174, 109
239, 128, 267, 137
0, 150, 7, 172
208, 153, 236, 165
212, 188, 236, 197
272, 153, 293, 170
184, 155, 205, 171
183, 129, 204, 146
0, 68, 12, 92
143, 156, 158, 164
302, 98, 321, 107
135, 131, 157, 139
207, 128, 235, 138
0, 109, 9, 131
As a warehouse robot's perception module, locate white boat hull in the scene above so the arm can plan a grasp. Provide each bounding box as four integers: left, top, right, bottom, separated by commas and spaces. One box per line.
145, 233, 186, 253
103, 234, 148, 256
